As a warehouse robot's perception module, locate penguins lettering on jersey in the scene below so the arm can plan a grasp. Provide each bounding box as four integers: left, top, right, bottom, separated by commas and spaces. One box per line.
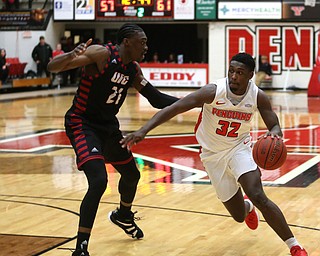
111, 72, 129, 85
212, 107, 252, 121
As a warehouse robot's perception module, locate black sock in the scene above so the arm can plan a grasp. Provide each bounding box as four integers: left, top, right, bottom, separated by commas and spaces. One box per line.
76, 232, 90, 250
119, 202, 132, 217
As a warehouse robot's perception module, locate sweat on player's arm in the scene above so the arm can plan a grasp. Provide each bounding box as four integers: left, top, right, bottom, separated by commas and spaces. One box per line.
47, 38, 107, 73
120, 84, 217, 149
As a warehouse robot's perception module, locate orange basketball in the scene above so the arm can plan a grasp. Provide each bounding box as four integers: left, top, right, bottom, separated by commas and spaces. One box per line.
252, 136, 287, 170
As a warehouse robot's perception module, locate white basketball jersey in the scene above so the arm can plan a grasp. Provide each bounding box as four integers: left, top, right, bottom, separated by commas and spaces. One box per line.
195, 78, 258, 152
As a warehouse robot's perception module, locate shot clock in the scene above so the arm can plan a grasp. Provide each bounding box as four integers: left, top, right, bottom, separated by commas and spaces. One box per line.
96, 0, 173, 20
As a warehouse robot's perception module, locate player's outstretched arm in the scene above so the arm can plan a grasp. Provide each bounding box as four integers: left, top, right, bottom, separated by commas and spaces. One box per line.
257, 89, 282, 138
132, 64, 179, 108
120, 84, 216, 149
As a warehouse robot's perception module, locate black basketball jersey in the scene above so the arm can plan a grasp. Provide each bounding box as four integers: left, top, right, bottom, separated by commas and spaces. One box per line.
65, 44, 138, 125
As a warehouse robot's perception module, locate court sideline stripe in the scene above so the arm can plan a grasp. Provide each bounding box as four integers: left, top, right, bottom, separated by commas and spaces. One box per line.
0, 195, 318, 233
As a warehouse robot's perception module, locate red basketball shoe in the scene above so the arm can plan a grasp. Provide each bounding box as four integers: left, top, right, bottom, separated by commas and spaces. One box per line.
290, 246, 308, 256
243, 195, 259, 230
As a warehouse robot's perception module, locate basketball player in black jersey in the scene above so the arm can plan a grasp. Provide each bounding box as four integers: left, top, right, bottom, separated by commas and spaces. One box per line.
48, 24, 178, 256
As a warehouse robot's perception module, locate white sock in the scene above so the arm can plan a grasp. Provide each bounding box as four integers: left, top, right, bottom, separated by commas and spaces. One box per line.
285, 237, 302, 249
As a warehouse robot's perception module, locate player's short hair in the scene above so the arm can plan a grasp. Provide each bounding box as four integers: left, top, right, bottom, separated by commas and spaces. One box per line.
231, 52, 255, 71
117, 23, 144, 44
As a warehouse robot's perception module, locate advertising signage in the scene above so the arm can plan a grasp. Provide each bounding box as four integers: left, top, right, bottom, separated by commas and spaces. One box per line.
54, 0, 74, 20
54, 0, 95, 20
75, 0, 95, 20
174, 0, 194, 20
53, 0, 217, 21
196, 0, 216, 20
218, 1, 282, 20
0, 10, 51, 30
282, 0, 320, 21
56, 0, 320, 22
96, 0, 173, 20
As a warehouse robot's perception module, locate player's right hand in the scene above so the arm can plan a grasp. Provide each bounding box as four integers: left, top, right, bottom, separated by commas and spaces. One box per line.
120, 130, 146, 150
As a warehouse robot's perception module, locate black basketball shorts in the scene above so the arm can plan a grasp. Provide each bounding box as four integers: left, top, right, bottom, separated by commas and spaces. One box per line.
65, 120, 133, 170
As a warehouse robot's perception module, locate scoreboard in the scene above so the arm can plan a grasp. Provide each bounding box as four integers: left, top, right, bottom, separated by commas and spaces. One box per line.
53, 0, 213, 21
96, 0, 173, 20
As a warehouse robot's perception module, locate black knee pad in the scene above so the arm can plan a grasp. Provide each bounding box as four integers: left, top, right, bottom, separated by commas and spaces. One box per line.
83, 160, 108, 195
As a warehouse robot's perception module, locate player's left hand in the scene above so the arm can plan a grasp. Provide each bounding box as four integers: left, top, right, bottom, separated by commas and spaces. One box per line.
72, 38, 93, 58
258, 132, 281, 140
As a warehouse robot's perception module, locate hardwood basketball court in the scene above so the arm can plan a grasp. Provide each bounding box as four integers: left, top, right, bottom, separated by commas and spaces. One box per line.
0, 87, 319, 256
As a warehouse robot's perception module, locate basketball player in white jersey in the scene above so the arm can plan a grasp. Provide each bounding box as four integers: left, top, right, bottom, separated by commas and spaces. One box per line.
120, 53, 308, 256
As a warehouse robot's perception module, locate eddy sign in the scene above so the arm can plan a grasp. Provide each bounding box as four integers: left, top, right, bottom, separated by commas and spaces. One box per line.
140, 63, 208, 87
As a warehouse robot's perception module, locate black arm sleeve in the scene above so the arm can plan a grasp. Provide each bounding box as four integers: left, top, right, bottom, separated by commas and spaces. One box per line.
139, 82, 179, 109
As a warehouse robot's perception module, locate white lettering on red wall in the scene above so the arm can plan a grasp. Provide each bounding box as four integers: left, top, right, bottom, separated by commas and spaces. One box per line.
150, 72, 195, 81
226, 25, 317, 74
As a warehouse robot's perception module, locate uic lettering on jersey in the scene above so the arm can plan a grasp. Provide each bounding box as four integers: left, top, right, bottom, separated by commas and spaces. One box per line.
111, 72, 129, 85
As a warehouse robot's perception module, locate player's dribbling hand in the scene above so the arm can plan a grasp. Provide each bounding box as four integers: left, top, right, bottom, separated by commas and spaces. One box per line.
120, 130, 146, 150
258, 132, 281, 140
72, 38, 93, 58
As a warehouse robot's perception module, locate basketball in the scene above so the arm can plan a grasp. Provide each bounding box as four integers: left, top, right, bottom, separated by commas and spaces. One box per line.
252, 136, 287, 170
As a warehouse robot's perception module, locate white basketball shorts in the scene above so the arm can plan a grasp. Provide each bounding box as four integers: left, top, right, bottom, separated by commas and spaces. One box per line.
200, 140, 257, 202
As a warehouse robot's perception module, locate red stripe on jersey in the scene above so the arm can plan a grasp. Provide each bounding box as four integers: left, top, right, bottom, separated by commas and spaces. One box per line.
81, 79, 92, 86
75, 134, 85, 142
75, 103, 86, 112
108, 155, 134, 165
71, 124, 82, 130
79, 92, 88, 100
76, 140, 86, 148
77, 155, 105, 169
77, 145, 88, 154
70, 118, 82, 123
77, 97, 86, 105
74, 129, 82, 135
80, 85, 90, 93
79, 151, 89, 160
